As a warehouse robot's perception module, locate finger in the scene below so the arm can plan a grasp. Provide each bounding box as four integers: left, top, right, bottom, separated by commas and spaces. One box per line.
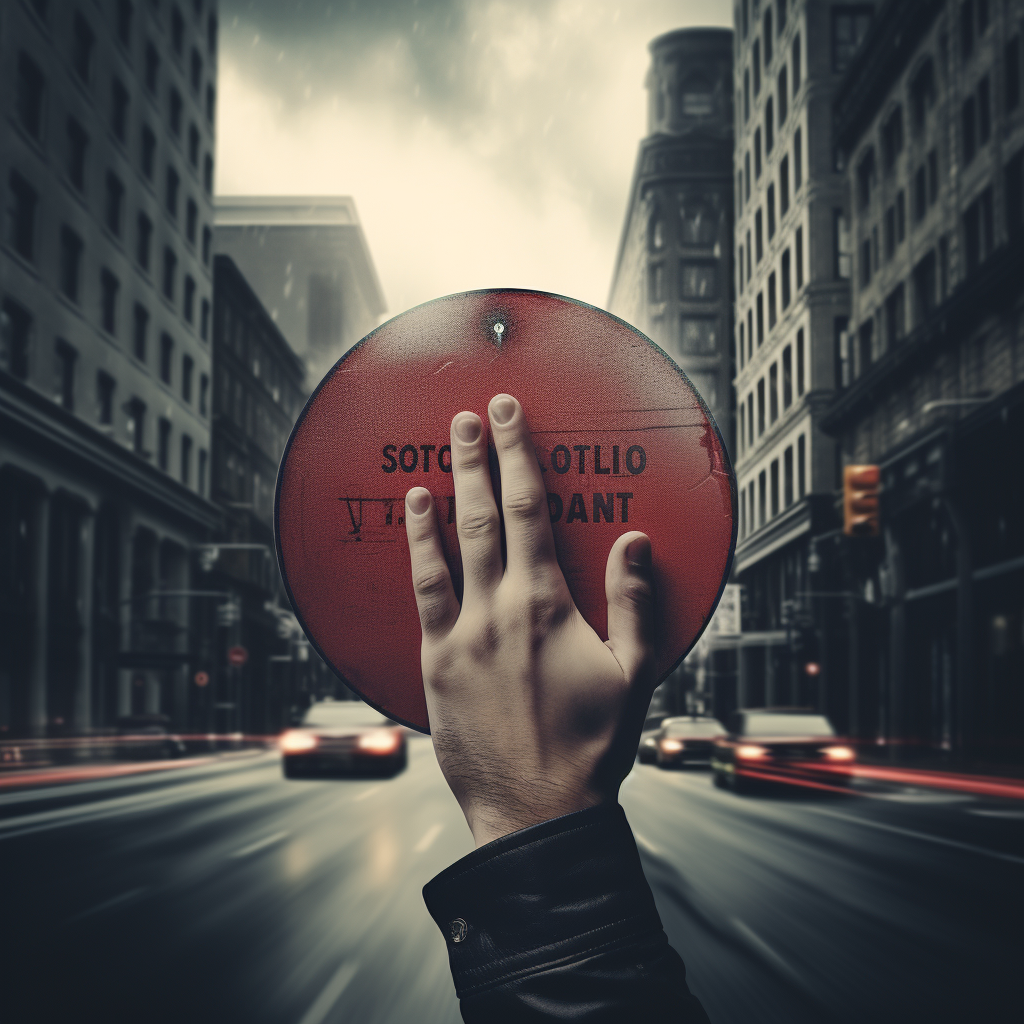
450, 411, 503, 597
604, 532, 656, 685
404, 487, 459, 641
488, 394, 558, 577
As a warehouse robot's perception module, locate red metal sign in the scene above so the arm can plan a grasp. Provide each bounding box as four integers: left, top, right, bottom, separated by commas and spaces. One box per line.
194, 671, 210, 687
227, 646, 248, 667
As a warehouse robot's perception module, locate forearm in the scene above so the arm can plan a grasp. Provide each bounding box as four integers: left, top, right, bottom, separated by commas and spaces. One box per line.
423, 803, 710, 1023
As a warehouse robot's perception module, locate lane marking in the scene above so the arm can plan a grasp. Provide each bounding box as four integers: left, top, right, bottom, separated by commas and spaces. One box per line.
731, 917, 805, 986
65, 886, 148, 926
969, 808, 1024, 820
353, 785, 381, 802
807, 807, 1024, 865
230, 831, 289, 858
297, 959, 359, 1024
414, 823, 443, 853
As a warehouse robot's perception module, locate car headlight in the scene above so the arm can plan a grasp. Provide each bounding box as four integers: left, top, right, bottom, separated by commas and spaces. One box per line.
824, 745, 855, 761
357, 730, 401, 754
280, 730, 318, 753
660, 739, 684, 752
735, 744, 768, 760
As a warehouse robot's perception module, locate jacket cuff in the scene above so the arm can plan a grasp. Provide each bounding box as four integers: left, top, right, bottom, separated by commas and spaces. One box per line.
422, 802, 665, 998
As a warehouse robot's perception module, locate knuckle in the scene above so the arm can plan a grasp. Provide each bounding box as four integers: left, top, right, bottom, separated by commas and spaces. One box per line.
503, 487, 546, 522
413, 566, 451, 599
458, 505, 499, 540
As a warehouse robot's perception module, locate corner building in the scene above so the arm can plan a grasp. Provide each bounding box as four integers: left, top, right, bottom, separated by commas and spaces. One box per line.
730, 0, 874, 715
0, 1, 220, 737
608, 28, 736, 457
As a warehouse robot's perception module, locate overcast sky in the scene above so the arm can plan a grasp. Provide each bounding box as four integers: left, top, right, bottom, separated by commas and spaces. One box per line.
217, 0, 732, 319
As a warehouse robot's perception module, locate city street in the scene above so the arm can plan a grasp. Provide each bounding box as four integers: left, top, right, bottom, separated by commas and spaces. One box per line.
2, 742, 1021, 1024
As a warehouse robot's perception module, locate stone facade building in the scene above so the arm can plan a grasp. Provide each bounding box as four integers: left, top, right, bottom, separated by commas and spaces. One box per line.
822, 0, 1024, 759
0, 0, 220, 737
608, 28, 736, 457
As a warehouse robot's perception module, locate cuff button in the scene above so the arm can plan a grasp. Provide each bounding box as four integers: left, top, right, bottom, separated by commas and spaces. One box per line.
450, 918, 468, 943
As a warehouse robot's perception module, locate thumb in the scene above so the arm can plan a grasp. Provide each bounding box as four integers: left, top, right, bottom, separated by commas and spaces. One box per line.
604, 531, 656, 685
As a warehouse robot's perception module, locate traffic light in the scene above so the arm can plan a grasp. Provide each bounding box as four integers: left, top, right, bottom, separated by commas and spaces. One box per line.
843, 464, 880, 537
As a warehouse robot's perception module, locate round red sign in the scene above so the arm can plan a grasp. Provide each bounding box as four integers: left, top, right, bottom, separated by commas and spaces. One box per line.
194, 670, 210, 687
276, 289, 736, 733
227, 646, 248, 667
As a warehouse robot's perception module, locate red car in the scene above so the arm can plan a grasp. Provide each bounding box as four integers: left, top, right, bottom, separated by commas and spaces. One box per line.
712, 708, 855, 794
280, 700, 408, 779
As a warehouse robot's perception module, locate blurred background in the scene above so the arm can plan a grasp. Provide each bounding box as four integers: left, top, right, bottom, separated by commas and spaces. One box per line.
0, 0, 1021, 1022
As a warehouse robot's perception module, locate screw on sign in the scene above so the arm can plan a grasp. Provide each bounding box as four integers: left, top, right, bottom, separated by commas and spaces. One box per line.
194, 671, 210, 687
227, 646, 248, 667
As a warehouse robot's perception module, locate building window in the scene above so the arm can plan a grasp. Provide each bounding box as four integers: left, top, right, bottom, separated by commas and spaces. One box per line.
793, 129, 802, 191
754, 128, 762, 178
127, 398, 146, 454
198, 448, 208, 497
764, 8, 773, 64
964, 185, 994, 272
857, 148, 876, 210
117, 0, 134, 47
1007, 150, 1024, 233
680, 202, 717, 246
744, 68, 751, 122
60, 226, 83, 301
963, 95, 977, 165
17, 52, 46, 141
133, 303, 149, 361
188, 126, 201, 170
747, 393, 754, 447
163, 247, 177, 300
104, 172, 124, 237
746, 230, 752, 279
781, 248, 791, 309
141, 125, 157, 180
136, 213, 152, 270
199, 373, 209, 416
768, 272, 777, 329
184, 275, 196, 323
169, 90, 183, 139
884, 282, 906, 345
7, 172, 38, 262
72, 13, 95, 84
182, 354, 194, 402
834, 210, 852, 279
165, 166, 180, 218
190, 47, 203, 93
796, 328, 805, 395
896, 190, 906, 244
978, 75, 992, 146
912, 250, 937, 325
145, 42, 160, 94
740, 487, 747, 536
679, 317, 718, 354
792, 33, 801, 94
158, 417, 171, 471
797, 434, 806, 498
832, 6, 872, 73
881, 107, 903, 176
758, 470, 767, 526
910, 59, 935, 135
680, 263, 717, 299
962, 0, 975, 60
160, 333, 174, 384
66, 118, 89, 193
859, 237, 872, 287
1, 298, 32, 379
101, 269, 119, 334
777, 67, 788, 125
747, 309, 754, 360
200, 298, 210, 341
739, 321, 746, 366
767, 184, 776, 239
112, 78, 130, 143
765, 97, 774, 154
784, 446, 794, 507
738, 245, 745, 294
770, 459, 779, 517
185, 199, 198, 245
927, 149, 939, 206
742, 0, 749, 38
1007, 36, 1021, 112
181, 434, 193, 486
769, 362, 779, 423
913, 166, 927, 223
756, 292, 765, 346
206, 84, 216, 124
782, 344, 792, 409
753, 39, 761, 96
835, 315, 850, 387
757, 377, 765, 435
681, 76, 714, 117
96, 370, 115, 425
737, 171, 744, 217
779, 156, 789, 217
745, 152, 751, 199
203, 154, 213, 194
795, 226, 803, 289
648, 263, 664, 302
858, 320, 874, 375
755, 209, 764, 261
172, 5, 185, 55
208, 11, 219, 53
884, 205, 896, 259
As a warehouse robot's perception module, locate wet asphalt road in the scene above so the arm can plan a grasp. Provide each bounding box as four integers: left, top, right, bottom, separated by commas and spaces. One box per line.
2, 740, 1021, 1024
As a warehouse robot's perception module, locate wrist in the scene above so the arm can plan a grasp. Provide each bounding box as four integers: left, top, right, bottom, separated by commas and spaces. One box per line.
466, 791, 609, 848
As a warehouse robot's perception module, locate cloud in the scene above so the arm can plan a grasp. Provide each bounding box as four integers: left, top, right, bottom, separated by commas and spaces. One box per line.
217, 0, 731, 314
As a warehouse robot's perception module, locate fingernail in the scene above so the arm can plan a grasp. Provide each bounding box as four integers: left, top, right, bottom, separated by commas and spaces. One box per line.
626, 536, 651, 568
490, 395, 516, 425
407, 488, 431, 515
454, 413, 481, 443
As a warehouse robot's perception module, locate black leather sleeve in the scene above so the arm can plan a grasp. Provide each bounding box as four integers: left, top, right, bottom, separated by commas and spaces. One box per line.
422, 802, 711, 1023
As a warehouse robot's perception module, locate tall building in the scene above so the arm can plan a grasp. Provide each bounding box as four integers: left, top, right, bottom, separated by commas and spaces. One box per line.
204, 255, 308, 736
608, 28, 736, 456
0, 1, 221, 737
214, 196, 386, 384
730, 0, 874, 716
821, 0, 1024, 759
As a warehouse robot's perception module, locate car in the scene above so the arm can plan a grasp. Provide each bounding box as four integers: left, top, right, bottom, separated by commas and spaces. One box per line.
637, 714, 669, 764
712, 708, 855, 794
653, 716, 725, 768
280, 700, 408, 779
114, 714, 187, 761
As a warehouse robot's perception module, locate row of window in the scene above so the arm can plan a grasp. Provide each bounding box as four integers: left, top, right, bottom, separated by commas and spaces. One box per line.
2, 294, 208, 492
739, 436, 806, 540
738, 134, 801, 287
738, 229, 803, 372
742, 33, 800, 133
218, 370, 294, 463
737, 329, 805, 460
648, 261, 719, 304
648, 200, 720, 253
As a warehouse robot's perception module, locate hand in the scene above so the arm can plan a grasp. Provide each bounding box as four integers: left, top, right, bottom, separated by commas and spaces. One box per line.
404, 394, 658, 848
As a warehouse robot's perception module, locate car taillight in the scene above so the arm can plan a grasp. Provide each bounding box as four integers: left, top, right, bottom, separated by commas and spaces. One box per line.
824, 745, 855, 761
736, 744, 768, 760
660, 739, 684, 752
280, 730, 318, 753
357, 730, 401, 754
